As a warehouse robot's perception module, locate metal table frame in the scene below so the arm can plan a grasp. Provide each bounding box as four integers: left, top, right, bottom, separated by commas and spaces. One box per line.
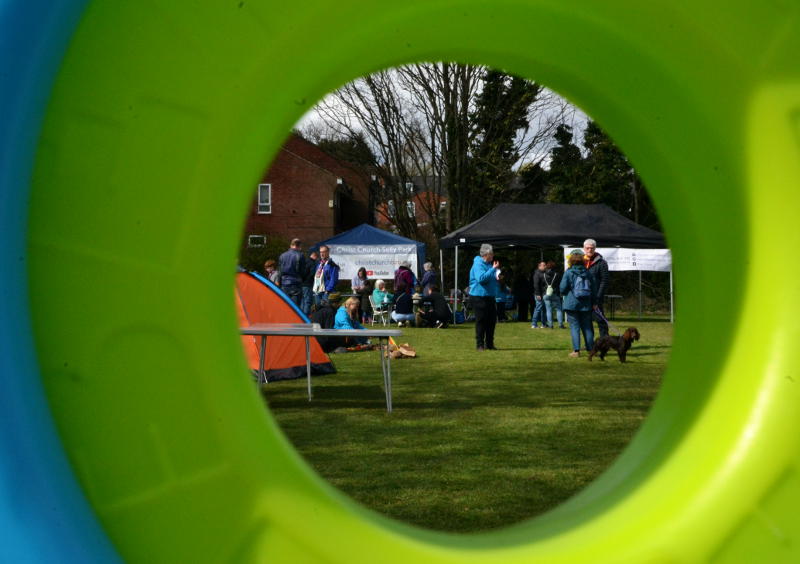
240, 323, 402, 412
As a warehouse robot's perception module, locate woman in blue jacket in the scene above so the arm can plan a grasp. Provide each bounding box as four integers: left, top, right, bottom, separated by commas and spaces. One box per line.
334, 297, 368, 345
560, 250, 597, 357
469, 243, 500, 350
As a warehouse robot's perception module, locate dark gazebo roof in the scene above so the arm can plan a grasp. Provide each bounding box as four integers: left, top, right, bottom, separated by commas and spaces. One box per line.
439, 203, 666, 249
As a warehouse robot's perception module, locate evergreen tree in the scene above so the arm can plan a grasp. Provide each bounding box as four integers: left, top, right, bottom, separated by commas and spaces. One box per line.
316, 132, 377, 168
545, 124, 584, 203
468, 70, 540, 216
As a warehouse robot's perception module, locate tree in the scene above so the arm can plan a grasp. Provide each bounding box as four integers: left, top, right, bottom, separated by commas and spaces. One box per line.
304, 63, 574, 239
543, 120, 661, 230
545, 124, 585, 203
314, 132, 378, 169
467, 70, 541, 216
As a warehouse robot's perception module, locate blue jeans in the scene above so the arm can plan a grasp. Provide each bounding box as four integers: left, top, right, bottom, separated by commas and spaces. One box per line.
566, 310, 595, 352
282, 284, 302, 308
544, 294, 564, 327
531, 297, 545, 327
313, 292, 328, 307
391, 311, 415, 325
300, 286, 313, 316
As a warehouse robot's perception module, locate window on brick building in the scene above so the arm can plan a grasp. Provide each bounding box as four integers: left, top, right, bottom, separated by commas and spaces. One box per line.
248, 235, 266, 247
257, 183, 272, 214
406, 201, 415, 216
387, 200, 396, 218
440, 200, 447, 209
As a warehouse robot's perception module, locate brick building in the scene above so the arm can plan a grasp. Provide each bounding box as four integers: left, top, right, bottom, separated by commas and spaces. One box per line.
242, 133, 376, 249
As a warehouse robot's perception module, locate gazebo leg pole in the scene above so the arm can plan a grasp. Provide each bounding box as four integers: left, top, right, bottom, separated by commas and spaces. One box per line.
454, 246, 459, 325
670, 269, 674, 323
439, 248, 444, 290
638, 270, 643, 320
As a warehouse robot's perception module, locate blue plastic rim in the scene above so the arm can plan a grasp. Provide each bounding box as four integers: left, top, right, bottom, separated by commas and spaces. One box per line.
4, 1, 800, 562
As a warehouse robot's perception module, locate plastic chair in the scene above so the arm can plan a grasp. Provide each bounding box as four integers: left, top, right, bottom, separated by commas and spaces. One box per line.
368, 295, 389, 326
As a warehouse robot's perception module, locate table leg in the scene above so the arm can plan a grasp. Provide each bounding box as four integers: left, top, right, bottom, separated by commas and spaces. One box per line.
380, 338, 392, 413
305, 336, 312, 401
259, 335, 267, 384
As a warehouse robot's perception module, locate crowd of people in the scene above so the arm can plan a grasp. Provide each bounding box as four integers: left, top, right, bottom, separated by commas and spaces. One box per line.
262, 240, 450, 352
467, 238, 610, 356
262, 236, 611, 357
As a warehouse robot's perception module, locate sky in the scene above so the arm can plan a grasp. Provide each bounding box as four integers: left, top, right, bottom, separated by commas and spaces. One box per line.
294, 66, 590, 171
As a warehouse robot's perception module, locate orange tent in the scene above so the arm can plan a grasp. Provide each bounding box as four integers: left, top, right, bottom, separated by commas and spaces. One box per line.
236, 270, 335, 382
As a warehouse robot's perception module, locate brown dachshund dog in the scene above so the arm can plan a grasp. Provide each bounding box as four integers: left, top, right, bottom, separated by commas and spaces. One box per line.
588, 327, 640, 362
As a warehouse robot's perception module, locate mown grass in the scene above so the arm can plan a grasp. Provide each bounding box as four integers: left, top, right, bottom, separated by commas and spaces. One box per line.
261, 315, 671, 533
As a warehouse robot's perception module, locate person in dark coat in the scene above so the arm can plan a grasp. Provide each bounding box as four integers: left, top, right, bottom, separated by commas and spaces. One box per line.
390, 283, 415, 327
310, 293, 346, 352
530, 261, 547, 328
583, 238, 611, 337
416, 284, 451, 328
278, 238, 308, 308
512, 269, 532, 322
393, 262, 416, 295
420, 262, 437, 295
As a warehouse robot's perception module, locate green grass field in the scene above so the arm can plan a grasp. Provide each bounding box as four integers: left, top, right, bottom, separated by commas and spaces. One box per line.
261, 315, 671, 533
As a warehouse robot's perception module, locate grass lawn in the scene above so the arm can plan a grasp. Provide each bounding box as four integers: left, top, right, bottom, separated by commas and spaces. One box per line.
261, 315, 671, 533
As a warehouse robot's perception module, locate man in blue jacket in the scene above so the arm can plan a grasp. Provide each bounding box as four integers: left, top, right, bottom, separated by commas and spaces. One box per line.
469, 243, 501, 350
312, 245, 340, 306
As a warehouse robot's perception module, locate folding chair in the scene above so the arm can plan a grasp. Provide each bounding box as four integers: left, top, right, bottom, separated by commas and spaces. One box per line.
369, 295, 390, 326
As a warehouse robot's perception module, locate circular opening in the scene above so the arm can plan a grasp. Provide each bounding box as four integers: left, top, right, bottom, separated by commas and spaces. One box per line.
240, 63, 672, 533
24, 1, 768, 561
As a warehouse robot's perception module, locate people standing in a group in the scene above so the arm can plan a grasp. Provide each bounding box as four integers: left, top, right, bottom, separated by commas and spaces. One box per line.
420, 262, 437, 296
543, 260, 565, 329
351, 266, 373, 323
263, 259, 281, 286
560, 249, 596, 357
312, 245, 339, 306
530, 261, 547, 328
390, 283, 415, 327
582, 238, 610, 337
469, 243, 500, 351
394, 262, 416, 295
278, 238, 307, 308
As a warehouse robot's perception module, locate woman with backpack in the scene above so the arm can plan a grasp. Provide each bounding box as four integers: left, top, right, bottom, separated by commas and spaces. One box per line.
560, 249, 597, 357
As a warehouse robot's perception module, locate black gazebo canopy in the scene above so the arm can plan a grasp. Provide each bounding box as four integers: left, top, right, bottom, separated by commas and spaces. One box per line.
439, 203, 666, 249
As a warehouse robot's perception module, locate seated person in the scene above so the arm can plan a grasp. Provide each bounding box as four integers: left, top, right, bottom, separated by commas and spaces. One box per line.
334, 297, 369, 345
390, 283, 415, 327
372, 279, 393, 311
416, 284, 451, 328
310, 292, 346, 352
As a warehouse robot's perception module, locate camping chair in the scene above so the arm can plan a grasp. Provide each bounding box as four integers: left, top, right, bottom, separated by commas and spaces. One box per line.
369, 295, 390, 326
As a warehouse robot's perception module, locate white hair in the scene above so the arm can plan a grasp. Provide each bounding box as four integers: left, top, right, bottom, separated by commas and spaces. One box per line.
583, 238, 597, 248
479, 243, 493, 257
423, 262, 433, 271
376, 279, 385, 288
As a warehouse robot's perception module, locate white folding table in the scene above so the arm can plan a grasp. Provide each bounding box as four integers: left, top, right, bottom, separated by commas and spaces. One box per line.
240, 323, 402, 412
